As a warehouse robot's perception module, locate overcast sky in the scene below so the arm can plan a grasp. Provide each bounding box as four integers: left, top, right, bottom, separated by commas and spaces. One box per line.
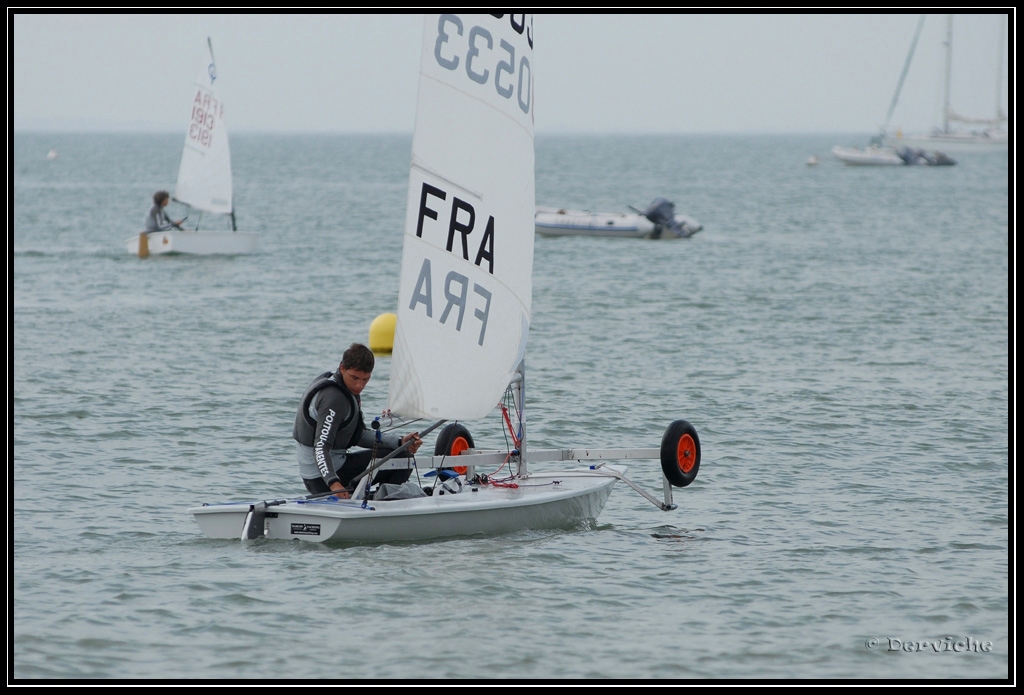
11, 12, 1012, 135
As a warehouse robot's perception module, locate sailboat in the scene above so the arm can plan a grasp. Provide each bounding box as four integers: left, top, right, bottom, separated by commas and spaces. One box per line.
886, 14, 1008, 153
188, 14, 702, 544
126, 38, 258, 257
832, 15, 956, 167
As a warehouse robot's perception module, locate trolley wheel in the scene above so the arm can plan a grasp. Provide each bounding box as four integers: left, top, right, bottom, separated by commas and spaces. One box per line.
660, 420, 700, 488
434, 423, 474, 475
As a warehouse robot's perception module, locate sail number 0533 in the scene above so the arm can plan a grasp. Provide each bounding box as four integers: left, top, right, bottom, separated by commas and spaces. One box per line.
432, 14, 533, 116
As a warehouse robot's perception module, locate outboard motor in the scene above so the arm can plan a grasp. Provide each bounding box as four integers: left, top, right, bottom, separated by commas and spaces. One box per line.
641, 197, 677, 239
897, 147, 930, 165
641, 197, 676, 226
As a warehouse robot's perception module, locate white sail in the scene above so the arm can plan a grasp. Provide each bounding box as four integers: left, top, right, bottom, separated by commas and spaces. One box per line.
174, 38, 233, 215
389, 14, 536, 420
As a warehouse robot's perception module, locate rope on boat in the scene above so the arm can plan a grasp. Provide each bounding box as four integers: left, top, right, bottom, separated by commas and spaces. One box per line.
500, 404, 521, 448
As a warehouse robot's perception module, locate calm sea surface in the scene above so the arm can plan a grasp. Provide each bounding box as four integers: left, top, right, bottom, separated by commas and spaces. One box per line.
12, 132, 1009, 680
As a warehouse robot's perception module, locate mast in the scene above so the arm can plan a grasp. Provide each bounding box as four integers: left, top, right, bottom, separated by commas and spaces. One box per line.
512, 361, 526, 477
883, 14, 926, 136
995, 15, 1006, 125
209, 36, 237, 229
941, 14, 952, 135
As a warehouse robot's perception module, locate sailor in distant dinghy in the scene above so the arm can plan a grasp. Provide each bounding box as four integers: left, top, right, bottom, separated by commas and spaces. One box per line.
144, 190, 184, 232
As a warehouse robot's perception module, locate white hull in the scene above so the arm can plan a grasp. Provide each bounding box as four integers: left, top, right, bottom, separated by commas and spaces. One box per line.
885, 132, 1008, 153
189, 464, 622, 543
535, 207, 702, 239
831, 145, 904, 166
126, 230, 259, 256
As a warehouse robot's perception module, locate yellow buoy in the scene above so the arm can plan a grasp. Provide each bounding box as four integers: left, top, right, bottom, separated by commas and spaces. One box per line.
369, 312, 397, 355
137, 232, 149, 259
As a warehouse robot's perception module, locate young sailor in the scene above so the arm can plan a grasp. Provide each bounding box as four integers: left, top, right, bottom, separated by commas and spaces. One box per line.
293, 343, 422, 498
144, 190, 184, 232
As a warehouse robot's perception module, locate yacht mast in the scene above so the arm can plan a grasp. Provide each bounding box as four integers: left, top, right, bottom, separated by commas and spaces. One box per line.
941, 14, 952, 135
995, 15, 1006, 124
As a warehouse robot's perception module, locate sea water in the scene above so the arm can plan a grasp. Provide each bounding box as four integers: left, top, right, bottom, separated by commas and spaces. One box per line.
12, 132, 1009, 680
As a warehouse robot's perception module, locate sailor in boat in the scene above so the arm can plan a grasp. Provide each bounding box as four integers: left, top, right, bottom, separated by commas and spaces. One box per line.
144, 190, 184, 232
294, 343, 423, 499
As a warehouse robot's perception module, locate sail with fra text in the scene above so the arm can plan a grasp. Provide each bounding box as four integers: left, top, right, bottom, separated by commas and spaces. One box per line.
388, 14, 536, 420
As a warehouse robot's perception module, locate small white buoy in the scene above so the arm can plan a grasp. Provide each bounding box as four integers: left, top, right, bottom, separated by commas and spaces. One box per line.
806, 155, 819, 166
369, 312, 397, 355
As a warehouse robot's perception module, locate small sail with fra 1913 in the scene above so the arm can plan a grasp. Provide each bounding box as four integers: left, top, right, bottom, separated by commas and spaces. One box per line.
174, 37, 233, 216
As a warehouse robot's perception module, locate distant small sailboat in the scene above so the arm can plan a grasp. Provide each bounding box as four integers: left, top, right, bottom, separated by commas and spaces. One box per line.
46, 149, 58, 160
126, 38, 258, 257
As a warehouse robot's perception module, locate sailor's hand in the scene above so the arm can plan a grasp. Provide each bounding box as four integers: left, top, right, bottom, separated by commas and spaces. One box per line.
329, 484, 350, 499
402, 432, 423, 454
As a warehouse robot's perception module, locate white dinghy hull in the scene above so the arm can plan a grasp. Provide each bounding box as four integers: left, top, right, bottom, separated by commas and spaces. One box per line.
127, 230, 259, 256
535, 206, 702, 239
831, 145, 904, 166
189, 464, 621, 543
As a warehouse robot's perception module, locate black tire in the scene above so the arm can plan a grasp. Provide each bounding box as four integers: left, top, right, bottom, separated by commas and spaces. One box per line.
434, 423, 474, 476
434, 423, 474, 456
660, 420, 700, 488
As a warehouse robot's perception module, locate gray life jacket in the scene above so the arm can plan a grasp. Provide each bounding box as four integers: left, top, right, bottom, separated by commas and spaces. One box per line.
292, 371, 363, 448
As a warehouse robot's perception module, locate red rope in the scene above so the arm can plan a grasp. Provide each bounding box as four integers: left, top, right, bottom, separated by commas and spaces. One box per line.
500, 404, 521, 447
